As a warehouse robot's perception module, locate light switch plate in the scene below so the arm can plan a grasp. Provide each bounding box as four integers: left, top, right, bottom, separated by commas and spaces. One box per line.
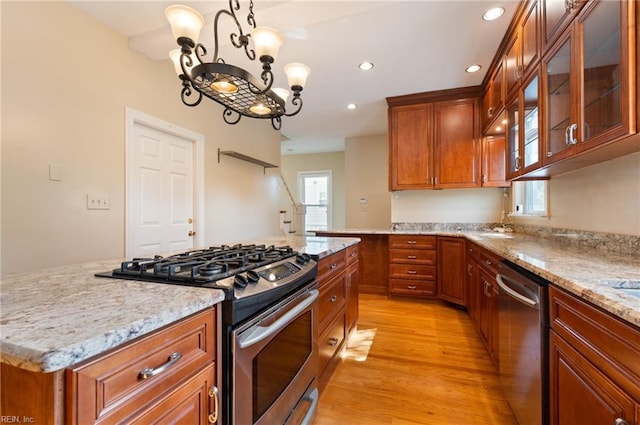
49, 164, 63, 181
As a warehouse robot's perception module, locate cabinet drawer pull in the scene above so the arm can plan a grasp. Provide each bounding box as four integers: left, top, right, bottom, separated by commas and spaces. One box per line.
349, 251, 357, 257
407, 240, 417, 244
467, 264, 473, 276
407, 270, 417, 274
330, 295, 338, 303
328, 337, 339, 347
329, 263, 338, 269
208, 386, 219, 424
407, 285, 417, 290
407, 255, 417, 259
139, 351, 182, 380
485, 260, 493, 266
614, 419, 629, 425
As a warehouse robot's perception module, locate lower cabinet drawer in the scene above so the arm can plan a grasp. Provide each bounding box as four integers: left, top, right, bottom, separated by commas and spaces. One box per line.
390, 264, 437, 280
67, 308, 216, 425
318, 312, 346, 375
127, 364, 217, 425
389, 248, 436, 265
389, 279, 437, 297
319, 273, 347, 333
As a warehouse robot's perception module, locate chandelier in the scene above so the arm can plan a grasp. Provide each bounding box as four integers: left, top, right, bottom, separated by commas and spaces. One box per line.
165, 1, 310, 130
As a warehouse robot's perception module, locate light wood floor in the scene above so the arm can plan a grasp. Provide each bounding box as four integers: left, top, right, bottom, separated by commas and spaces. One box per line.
312, 294, 517, 425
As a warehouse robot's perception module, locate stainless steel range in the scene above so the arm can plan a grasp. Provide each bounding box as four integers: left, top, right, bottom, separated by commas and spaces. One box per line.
97, 244, 319, 425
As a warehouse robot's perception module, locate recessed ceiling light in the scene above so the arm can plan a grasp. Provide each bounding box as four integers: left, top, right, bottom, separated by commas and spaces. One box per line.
359, 62, 374, 71
483, 7, 505, 21
466, 64, 482, 73
347, 103, 358, 110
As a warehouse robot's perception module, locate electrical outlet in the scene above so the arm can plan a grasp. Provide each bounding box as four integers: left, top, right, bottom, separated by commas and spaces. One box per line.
87, 194, 110, 210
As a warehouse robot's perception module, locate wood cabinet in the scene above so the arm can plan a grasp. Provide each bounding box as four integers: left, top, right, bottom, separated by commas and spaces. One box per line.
66, 307, 220, 425
505, 0, 540, 100
0, 307, 222, 425
316, 244, 360, 393
389, 235, 437, 298
549, 286, 640, 425
482, 135, 509, 187
542, 0, 636, 166
436, 237, 466, 306
542, 0, 586, 49
507, 70, 543, 179
465, 241, 501, 367
482, 63, 505, 130
314, 232, 389, 296
387, 88, 482, 191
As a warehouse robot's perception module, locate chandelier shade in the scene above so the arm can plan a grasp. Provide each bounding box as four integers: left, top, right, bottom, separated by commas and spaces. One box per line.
165, 1, 309, 130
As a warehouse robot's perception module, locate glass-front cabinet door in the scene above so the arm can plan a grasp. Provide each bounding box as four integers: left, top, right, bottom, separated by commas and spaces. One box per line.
543, 34, 573, 163
506, 98, 520, 179
579, 0, 627, 146
507, 71, 541, 180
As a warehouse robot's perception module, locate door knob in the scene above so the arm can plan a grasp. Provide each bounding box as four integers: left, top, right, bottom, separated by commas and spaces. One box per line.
188, 230, 196, 237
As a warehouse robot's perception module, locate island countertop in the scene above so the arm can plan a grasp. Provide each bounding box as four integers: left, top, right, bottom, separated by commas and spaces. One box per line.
0, 235, 360, 373
316, 229, 640, 328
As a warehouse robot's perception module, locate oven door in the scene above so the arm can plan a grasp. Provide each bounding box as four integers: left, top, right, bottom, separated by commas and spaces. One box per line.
232, 283, 319, 425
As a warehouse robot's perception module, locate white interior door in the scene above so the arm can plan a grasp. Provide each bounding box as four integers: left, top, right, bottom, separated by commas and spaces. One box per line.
126, 108, 204, 258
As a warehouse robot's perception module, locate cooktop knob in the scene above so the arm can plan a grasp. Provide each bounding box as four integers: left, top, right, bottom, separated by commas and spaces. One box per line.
247, 270, 260, 283
234, 274, 248, 289
295, 254, 306, 265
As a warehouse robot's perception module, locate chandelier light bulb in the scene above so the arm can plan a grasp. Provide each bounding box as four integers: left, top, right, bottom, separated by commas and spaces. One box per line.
251, 27, 284, 62
284, 63, 311, 90
272, 88, 290, 103
249, 99, 272, 115
165, 5, 205, 43
211, 79, 239, 94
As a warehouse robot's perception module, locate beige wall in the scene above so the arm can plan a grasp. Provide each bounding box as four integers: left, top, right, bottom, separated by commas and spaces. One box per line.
345, 134, 391, 228
510, 151, 640, 235
1, 1, 282, 276
280, 152, 346, 230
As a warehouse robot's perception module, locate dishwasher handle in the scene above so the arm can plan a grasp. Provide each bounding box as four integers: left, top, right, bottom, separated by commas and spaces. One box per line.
496, 273, 538, 308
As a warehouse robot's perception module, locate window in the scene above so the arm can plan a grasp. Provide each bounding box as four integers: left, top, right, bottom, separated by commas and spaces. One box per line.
512, 180, 549, 217
298, 171, 331, 233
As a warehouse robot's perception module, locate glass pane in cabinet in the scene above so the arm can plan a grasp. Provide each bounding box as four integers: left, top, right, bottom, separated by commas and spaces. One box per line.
507, 100, 519, 174
545, 39, 572, 158
582, 1, 621, 141
523, 76, 539, 168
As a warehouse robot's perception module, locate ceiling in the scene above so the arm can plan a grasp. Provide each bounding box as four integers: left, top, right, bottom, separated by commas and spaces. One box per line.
68, 0, 518, 155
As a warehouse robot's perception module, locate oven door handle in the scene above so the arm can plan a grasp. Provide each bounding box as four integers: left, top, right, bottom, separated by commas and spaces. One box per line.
239, 289, 319, 349
300, 387, 319, 425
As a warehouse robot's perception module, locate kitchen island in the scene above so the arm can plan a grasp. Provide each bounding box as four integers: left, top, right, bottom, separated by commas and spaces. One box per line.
0, 235, 359, 424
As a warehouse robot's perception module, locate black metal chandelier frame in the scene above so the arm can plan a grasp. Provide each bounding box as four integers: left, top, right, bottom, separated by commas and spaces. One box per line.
173, 0, 304, 130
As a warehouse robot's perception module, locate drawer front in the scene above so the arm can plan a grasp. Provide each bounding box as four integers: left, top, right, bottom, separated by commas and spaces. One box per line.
319, 273, 347, 333
68, 308, 216, 425
389, 279, 437, 297
390, 248, 436, 265
389, 235, 436, 250
466, 241, 482, 262
319, 312, 346, 374
128, 364, 217, 425
317, 250, 346, 282
549, 286, 640, 401
390, 264, 437, 280
479, 248, 501, 274
346, 244, 359, 265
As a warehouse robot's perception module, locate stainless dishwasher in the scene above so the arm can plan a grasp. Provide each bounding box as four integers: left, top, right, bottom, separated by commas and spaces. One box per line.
496, 260, 549, 425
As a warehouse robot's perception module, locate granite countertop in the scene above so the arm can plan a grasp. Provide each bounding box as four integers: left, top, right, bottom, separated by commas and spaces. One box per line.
0, 236, 358, 373
317, 228, 640, 328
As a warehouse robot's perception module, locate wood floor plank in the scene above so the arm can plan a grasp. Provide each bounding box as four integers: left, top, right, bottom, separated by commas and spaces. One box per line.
312, 294, 517, 425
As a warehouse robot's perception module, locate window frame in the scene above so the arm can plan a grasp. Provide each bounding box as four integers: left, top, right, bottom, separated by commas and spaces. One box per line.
511, 179, 549, 218
297, 170, 332, 233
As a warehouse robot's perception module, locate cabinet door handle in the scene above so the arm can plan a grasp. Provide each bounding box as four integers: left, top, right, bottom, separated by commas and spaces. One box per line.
139, 352, 182, 380
330, 295, 338, 303
407, 285, 417, 290
328, 337, 339, 347
208, 386, 219, 424
487, 107, 494, 118
467, 264, 473, 276
483, 281, 492, 297
565, 123, 578, 146
614, 419, 629, 425
515, 156, 521, 171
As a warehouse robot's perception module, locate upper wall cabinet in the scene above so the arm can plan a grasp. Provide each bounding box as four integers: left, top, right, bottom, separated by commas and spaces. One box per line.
387, 89, 482, 191
542, 0, 586, 50
482, 63, 505, 131
542, 0, 636, 166
505, 0, 541, 100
